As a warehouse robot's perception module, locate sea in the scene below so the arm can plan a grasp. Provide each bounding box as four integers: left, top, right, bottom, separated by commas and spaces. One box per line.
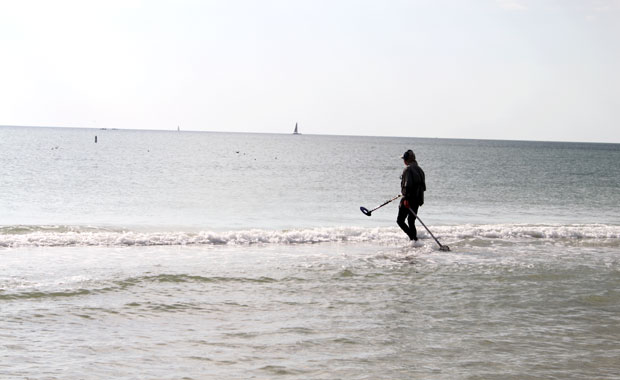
1, 126, 619, 379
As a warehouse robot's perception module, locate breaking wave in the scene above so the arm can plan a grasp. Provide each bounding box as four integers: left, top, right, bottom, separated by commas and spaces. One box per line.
1, 224, 619, 248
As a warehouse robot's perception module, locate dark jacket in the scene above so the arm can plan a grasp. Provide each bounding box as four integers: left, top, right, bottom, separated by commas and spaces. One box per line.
401, 161, 426, 206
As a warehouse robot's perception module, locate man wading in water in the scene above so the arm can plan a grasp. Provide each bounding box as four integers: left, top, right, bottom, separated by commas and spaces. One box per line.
397, 149, 426, 242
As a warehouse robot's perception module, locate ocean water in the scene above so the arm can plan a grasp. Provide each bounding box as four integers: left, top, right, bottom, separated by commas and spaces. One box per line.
1, 126, 619, 379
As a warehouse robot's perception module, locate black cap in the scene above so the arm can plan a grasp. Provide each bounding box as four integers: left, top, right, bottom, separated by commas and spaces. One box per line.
401, 149, 415, 161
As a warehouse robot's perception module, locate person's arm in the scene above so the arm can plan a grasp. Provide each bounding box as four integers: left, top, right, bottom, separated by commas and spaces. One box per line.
402, 167, 414, 207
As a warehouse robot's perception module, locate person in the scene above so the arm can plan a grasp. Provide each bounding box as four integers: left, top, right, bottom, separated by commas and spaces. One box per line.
397, 149, 426, 241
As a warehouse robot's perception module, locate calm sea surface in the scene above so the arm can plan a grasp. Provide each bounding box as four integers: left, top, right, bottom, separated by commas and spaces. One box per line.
1, 126, 619, 379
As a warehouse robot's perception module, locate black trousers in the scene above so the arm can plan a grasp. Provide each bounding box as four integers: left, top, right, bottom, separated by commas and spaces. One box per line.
397, 203, 419, 241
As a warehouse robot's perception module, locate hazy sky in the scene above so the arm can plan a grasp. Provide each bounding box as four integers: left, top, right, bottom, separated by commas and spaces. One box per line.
1, 0, 619, 142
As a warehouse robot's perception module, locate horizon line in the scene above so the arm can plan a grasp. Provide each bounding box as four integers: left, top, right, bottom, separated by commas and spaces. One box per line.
1, 124, 618, 145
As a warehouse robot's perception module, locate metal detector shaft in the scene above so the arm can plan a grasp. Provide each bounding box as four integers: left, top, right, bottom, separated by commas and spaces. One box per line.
408, 207, 450, 251
371, 194, 402, 212
360, 194, 401, 216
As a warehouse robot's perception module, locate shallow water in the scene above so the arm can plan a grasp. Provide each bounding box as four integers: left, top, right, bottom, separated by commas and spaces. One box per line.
1, 127, 619, 378
2, 240, 619, 379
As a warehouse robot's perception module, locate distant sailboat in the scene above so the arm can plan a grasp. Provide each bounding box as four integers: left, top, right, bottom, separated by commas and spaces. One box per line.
293, 122, 301, 135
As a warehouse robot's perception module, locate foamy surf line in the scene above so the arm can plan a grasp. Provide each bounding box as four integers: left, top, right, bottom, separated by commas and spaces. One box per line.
1, 224, 619, 248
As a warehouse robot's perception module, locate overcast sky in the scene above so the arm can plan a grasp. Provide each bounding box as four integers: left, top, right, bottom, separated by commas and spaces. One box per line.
1, 0, 618, 142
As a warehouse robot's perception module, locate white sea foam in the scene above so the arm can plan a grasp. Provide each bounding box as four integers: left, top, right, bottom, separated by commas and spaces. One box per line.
0, 224, 619, 248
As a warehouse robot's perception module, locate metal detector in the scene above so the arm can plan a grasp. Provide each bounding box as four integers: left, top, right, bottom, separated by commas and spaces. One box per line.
360, 194, 402, 216
359, 194, 450, 251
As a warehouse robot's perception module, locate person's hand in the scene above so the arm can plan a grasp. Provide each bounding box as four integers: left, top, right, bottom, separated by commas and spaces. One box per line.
403, 199, 409, 208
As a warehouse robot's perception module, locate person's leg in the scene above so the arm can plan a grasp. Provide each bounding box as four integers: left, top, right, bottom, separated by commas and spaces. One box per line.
407, 204, 419, 241
397, 205, 416, 240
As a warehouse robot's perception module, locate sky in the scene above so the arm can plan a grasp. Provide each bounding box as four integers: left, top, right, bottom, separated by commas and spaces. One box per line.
0, 0, 619, 143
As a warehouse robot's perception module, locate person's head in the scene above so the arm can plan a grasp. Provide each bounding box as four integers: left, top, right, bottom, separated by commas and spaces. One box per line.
401, 149, 416, 165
